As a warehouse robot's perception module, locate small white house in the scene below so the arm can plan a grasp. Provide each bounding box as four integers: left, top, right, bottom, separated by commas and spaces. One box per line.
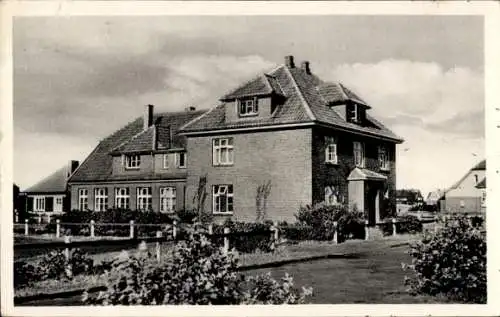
23, 160, 79, 216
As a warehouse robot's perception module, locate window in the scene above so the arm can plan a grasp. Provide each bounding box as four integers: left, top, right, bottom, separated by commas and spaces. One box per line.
325, 136, 338, 164
213, 138, 234, 166
160, 187, 176, 213
213, 185, 234, 214
474, 174, 478, 184
378, 146, 389, 170
176, 152, 186, 169
94, 188, 108, 212
78, 189, 88, 210
34, 197, 45, 212
137, 187, 152, 211
324, 186, 339, 206
115, 188, 130, 209
163, 154, 170, 169
347, 103, 358, 122
124, 154, 141, 169
239, 98, 259, 116
353, 142, 365, 167
55, 197, 63, 205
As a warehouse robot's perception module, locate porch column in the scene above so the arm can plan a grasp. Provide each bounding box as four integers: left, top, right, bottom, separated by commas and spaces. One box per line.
375, 189, 380, 223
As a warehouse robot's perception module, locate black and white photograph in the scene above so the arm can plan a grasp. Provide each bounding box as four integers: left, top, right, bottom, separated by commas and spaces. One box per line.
1, 1, 499, 316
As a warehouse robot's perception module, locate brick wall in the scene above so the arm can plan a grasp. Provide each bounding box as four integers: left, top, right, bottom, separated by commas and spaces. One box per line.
69, 181, 186, 212
186, 128, 312, 223
311, 127, 397, 218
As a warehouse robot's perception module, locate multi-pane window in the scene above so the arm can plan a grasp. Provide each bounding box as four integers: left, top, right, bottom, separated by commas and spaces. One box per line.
160, 187, 176, 213
94, 188, 108, 212
325, 136, 338, 164
213, 138, 234, 166
163, 154, 170, 169
347, 103, 358, 122
55, 197, 63, 205
213, 185, 234, 214
378, 146, 389, 170
324, 186, 339, 206
78, 189, 88, 210
176, 152, 186, 169
115, 188, 130, 209
137, 187, 152, 211
34, 197, 45, 212
353, 141, 365, 167
124, 154, 141, 169
239, 98, 259, 116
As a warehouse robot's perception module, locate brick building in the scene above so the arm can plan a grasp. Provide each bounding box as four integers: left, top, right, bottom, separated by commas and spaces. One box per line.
67, 55, 403, 225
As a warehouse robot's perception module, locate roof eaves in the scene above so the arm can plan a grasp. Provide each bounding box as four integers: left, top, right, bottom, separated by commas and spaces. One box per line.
283, 65, 316, 121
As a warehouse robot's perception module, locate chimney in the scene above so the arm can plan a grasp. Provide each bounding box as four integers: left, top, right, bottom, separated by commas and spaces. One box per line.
301, 61, 311, 74
144, 104, 154, 130
67, 160, 79, 178
185, 106, 196, 112
285, 55, 295, 68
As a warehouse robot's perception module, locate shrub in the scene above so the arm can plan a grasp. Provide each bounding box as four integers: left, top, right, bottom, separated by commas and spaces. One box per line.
14, 261, 42, 288
83, 227, 312, 305
380, 215, 423, 236
212, 220, 273, 253
295, 203, 365, 241
402, 215, 486, 303
279, 222, 314, 242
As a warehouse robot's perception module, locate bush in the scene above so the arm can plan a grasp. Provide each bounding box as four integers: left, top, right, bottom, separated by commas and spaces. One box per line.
279, 222, 314, 242
402, 215, 486, 303
295, 203, 365, 242
212, 220, 274, 253
14, 261, 43, 288
83, 227, 312, 305
380, 215, 423, 236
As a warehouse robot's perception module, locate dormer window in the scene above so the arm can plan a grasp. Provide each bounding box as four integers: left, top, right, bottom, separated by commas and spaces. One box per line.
238, 97, 259, 117
347, 103, 359, 123
124, 154, 140, 169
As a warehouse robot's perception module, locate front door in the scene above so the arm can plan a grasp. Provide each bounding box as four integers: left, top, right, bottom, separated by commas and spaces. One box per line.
366, 184, 380, 226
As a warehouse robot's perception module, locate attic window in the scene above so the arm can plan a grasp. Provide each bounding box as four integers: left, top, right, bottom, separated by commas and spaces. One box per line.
238, 97, 259, 117
347, 103, 359, 123
124, 154, 141, 169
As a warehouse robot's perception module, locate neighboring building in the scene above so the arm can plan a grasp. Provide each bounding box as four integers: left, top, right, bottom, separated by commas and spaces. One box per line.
425, 189, 445, 211
396, 189, 424, 205
475, 176, 486, 212
23, 160, 79, 215
180, 55, 403, 224
444, 159, 485, 213
67, 107, 206, 213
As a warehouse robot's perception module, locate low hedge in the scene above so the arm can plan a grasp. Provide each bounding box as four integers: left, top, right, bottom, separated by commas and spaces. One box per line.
211, 220, 274, 254
380, 215, 423, 236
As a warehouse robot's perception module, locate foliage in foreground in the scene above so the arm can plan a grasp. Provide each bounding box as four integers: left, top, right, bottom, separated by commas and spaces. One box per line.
380, 214, 423, 236
82, 228, 312, 305
402, 215, 486, 303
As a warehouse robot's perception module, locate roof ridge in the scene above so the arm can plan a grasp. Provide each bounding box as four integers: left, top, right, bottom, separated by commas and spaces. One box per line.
283, 66, 316, 121
179, 105, 219, 131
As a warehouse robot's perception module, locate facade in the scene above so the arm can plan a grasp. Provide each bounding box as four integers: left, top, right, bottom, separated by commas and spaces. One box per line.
67, 107, 206, 213
180, 56, 403, 224
23, 160, 79, 215
425, 189, 445, 211
444, 160, 486, 213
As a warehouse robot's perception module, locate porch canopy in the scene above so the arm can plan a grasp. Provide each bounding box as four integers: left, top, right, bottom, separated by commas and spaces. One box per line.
347, 167, 387, 181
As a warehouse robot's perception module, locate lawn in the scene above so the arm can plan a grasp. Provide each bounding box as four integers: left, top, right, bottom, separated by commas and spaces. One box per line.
15, 234, 451, 305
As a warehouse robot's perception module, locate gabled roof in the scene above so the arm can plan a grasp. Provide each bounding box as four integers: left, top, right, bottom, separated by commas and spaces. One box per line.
446, 159, 486, 193
220, 74, 284, 101
471, 160, 486, 171
180, 61, 403, 143
69, 110, 206, 183
476, 178, 486, 189
24, 166, 69, 194
347, 167, 387, 181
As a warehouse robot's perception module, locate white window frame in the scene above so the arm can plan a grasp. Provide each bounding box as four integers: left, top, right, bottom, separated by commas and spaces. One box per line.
238, 97, 259, 117
325, 136, 338, 164
163, 154, 170, 169
353, 141, 365, 167
34, 197, 45, 212
137, 187, 152, 211
94, 188, 108, 212
213, 138, 234, 166
378, 146, 389, 171
160, 187, 177, 213
115, 188, 130, 209
348, 104, 358, 122
213, 184, 234, 214
78, 189, 88, 211
324, 186, 340, 206
124, 154, 141, 169
176, 152, 186, 169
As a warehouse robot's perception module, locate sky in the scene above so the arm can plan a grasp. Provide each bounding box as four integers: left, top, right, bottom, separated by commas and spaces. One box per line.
13, 15, 484, 196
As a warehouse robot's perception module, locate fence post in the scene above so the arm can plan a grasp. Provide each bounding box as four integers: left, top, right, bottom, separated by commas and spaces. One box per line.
15, 211, 19, 223
129, 220, 134, 239
172, 220, 177, 240
223, 227, 230, 254
392, 218, 397, 237
47, 214, 51, 223
332, 221, 338, 244
364, 220, 369, 241
156, 231, 162, 262
90, 220, 95, 238
208, 223, 213, 235
37, 214, 42, 224
56, 219, 61, 238
270, 221, 278, 251
64, 235, 71, 262
24, 219, 29, 236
